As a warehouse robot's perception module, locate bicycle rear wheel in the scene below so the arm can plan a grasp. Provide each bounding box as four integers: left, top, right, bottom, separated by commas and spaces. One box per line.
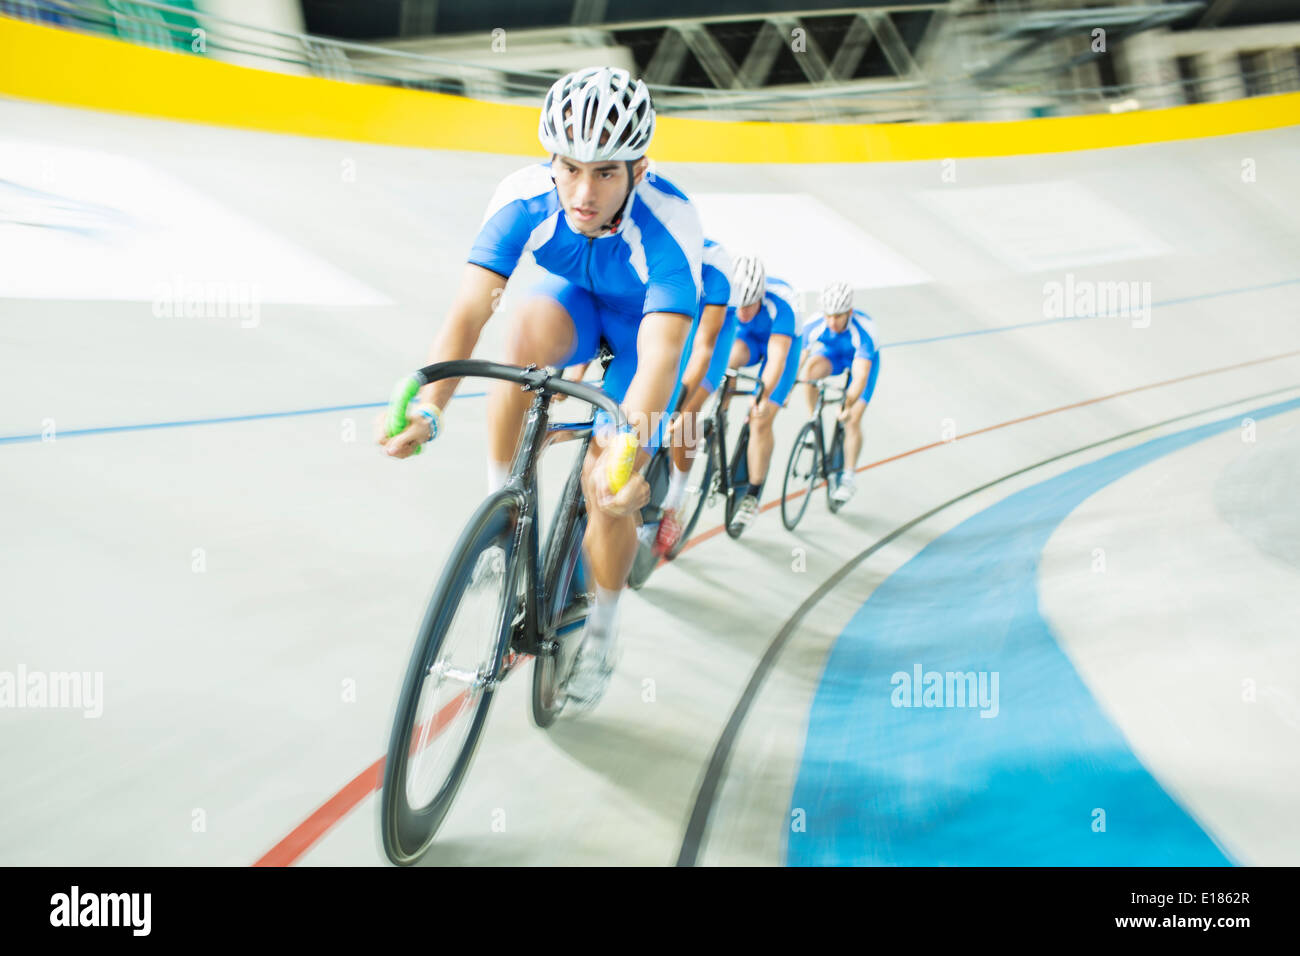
666, 418, 716, 561
782, 421, 821, 530
826, 421, 848, 513
724, 423, 752, 539
381, 491, 520, 865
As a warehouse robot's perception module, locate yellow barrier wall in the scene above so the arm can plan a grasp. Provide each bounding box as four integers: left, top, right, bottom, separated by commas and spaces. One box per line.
2, 15, 1298, 161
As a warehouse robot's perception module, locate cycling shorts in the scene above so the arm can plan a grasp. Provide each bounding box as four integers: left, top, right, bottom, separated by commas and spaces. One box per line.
528, 273, 698, 450
734, 325, 802, 407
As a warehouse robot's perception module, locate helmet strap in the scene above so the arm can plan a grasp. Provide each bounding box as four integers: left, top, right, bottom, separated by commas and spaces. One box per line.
597, 160, 638, 234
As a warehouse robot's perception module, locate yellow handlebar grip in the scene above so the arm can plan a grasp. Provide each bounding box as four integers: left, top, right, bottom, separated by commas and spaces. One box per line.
606, 430, 639, 494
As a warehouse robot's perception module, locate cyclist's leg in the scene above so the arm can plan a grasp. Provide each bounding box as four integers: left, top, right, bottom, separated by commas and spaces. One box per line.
728, 328, 770, 508
580, 307, 693, 581
486, 275, 598, 490
844, 355, 879, 472
726, 333, 767, 528
745, 333, 800, 489
727, 332, 757, 412
800, 350, 834, 415
654, 312, 702, 452
568, 310, 693, 703
670, 311, 738, 476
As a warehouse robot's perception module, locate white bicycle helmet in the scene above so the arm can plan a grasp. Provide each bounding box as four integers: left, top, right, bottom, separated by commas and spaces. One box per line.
538, 67, 655, 162
821, 281, 854, 315
731, 255, 766, 307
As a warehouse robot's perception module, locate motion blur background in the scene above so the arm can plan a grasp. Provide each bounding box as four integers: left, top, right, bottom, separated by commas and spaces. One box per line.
5, 0, 1300, 120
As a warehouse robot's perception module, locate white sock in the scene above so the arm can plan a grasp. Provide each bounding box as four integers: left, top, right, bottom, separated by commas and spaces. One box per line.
663, 463, 691, 513
486, 459, 509, 493
586, 585, 622, 651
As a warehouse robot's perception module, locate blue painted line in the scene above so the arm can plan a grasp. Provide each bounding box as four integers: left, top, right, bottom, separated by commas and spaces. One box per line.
0, 392, 488, 446
884, 276, 1300, 349
788, 394, 1300, 866
6, 276, 1293, 446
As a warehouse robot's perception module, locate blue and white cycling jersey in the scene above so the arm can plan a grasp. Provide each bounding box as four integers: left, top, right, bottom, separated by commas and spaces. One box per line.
699, 238, 732, 311
733, 276, 799, 348
698, 239, 738, 393
802, 309, 879, 368
801, 308, 881, 405
469, 161, 702, 320
732, 276, 802, 406
467, 160, 704, 446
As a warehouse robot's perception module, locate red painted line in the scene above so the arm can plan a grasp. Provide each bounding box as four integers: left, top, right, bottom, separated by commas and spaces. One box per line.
664, 346, 1300, 560
254, 758, 384, 868
254, 653, 527, 867
258, 347, 1300, 865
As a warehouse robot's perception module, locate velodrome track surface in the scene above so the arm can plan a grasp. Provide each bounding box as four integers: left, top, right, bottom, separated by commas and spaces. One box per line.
2, 97, 1299, 866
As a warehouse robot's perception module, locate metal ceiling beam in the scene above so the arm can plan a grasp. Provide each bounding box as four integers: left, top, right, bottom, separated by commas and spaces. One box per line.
643, 26, 689, 86
829, 14, 876, 81
866, 11, 921, 79
1197, 0, 1242, 29
569, 0, 609, 26
736, 20, 786, 88
676, 22, 742, 89
772, 15, 833, 84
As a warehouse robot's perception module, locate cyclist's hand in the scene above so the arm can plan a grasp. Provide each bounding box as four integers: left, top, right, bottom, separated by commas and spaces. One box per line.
584, 445, 650, 517
837, 406, 852, 423
749, 396, 769, 421
376, 402, 438, 459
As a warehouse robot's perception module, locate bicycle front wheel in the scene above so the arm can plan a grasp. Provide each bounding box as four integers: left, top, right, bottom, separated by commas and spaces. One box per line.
381, 491, 520, 866
782, 422, 821, 530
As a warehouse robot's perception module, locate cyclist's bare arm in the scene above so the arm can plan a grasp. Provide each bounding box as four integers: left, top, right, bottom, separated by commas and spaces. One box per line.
845, 357, 872, 405
419, 264, 508, 410
380, 264, 505, 457
623, 311, 694, 450
584, 310, 692, 515
755, 333, 794, 413
679, 303, 727, 402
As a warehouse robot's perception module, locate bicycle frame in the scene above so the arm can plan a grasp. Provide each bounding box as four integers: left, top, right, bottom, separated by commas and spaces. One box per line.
708, 368, 764, 502
803, 371, 852, 481
392, 359, 626, 669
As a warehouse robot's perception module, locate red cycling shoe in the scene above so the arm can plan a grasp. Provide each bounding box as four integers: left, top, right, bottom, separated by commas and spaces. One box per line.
653, 509, 683, 556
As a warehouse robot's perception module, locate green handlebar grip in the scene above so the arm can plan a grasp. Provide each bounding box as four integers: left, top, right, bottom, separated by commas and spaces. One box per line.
386, 375, 424, 456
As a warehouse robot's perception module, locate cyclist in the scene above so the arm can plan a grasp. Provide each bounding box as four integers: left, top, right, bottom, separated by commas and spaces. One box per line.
380, 67, 704, 709
796, 280, 880, 504
652, 237, 734, 555
725, 255, 802, 533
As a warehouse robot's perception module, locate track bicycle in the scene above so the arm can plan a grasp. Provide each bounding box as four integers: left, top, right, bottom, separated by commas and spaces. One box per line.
377, 357, 635, 866
660, 368, 767, 549
780, 371, 851, 531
